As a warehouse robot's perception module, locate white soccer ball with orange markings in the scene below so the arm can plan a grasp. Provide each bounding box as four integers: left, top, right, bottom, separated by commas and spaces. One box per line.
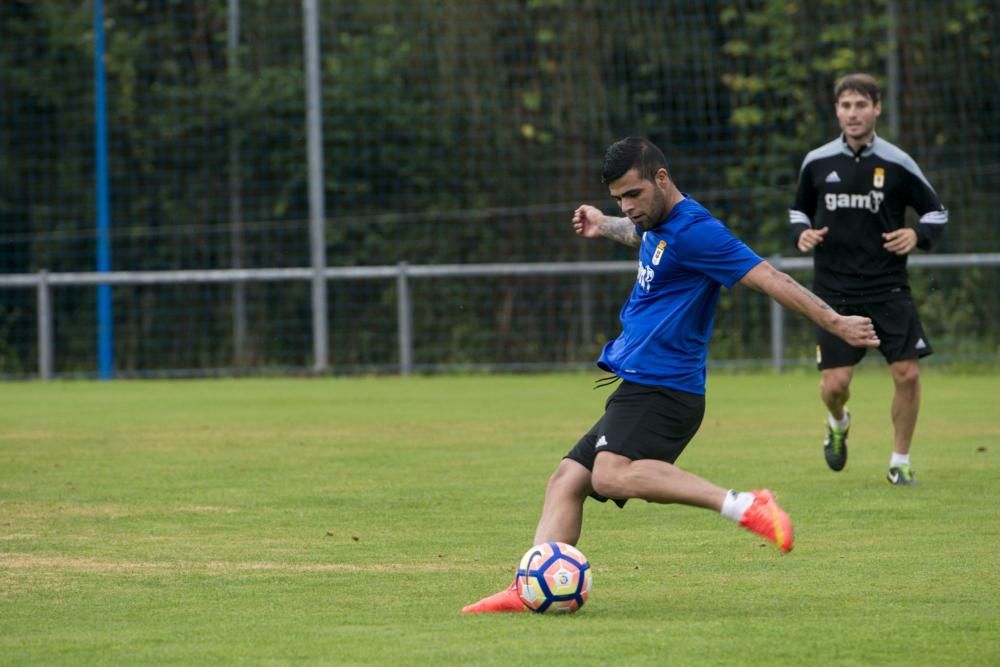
516, 541, 592, 613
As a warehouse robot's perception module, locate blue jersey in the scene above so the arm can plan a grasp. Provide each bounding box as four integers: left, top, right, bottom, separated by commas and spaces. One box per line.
597, 196, 762, 394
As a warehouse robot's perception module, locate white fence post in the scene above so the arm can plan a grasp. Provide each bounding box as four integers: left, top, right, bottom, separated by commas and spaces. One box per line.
770, 298, 784, 373
397, 262, 413, 376
302, 0, 328, 373
37, 271, 53, 380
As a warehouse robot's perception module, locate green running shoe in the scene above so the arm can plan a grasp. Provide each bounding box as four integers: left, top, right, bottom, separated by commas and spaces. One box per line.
887, 464, 917, 485
823, 421, 849, 472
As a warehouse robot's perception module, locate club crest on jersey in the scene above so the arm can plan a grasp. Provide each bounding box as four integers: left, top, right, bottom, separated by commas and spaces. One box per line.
873, 167, 885, 189
652, 240, 667, 266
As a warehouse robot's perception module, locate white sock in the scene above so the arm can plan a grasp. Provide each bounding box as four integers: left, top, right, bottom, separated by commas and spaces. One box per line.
720, 490, 755, 523
890, 453, 910, 468
828, 410, 850, 432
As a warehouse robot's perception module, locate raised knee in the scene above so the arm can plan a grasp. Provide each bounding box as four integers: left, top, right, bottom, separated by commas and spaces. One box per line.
821, 374, 850, 399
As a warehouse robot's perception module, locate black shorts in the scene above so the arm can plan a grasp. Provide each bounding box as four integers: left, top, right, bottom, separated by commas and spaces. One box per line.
816, 298, 932, 370
564, 379, 705, 507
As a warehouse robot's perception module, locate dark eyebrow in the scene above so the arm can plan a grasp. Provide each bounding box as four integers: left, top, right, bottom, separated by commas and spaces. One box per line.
613, 188, 643, 200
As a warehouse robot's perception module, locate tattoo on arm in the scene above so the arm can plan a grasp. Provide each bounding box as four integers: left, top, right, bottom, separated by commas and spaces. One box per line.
745, 262, 839, 331
600, 217, 642, 248
785, 275, 831, 312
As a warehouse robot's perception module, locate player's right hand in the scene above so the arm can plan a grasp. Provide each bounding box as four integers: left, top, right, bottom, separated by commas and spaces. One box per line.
797, 226, 829, 252
573, 205, 604, 239
837, 314, 881, 349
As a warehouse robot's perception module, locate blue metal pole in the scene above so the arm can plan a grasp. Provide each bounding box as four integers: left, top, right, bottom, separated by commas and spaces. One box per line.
94, 0, 113, 379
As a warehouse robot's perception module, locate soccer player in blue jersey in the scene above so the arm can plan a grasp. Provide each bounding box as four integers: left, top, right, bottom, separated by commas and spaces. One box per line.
463, 137, 880, 613
790, 73, 948, 485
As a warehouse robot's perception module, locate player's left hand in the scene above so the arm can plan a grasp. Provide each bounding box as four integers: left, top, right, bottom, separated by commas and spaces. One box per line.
836, 315, 881, 348
882, 228, 917, 255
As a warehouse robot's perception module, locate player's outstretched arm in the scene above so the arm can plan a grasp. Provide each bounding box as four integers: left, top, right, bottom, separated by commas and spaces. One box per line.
739, 261, 880, 349
572, 205, 642, 248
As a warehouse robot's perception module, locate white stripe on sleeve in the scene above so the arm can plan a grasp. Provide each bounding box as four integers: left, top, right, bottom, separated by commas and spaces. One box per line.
789, 209, 812, 226
919, 210, 948, 225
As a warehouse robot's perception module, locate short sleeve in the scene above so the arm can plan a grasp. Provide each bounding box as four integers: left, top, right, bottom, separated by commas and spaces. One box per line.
673, 218, 763, 288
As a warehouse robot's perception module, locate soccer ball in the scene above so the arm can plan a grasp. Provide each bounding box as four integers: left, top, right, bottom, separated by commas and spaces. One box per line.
516, 541, 592, 613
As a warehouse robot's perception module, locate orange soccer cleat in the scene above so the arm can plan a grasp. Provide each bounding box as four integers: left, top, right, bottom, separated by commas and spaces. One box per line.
739, 489, 794, 553
461, 580, 526, 614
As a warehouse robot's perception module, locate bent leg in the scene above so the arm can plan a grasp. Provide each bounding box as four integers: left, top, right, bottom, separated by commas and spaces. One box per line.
889, 359, 920, 455
590, 451, 727, 510
463, 458, 591, 614
532, 458, 594, 545
820, 366, 854, 419
588, 451, 791, 551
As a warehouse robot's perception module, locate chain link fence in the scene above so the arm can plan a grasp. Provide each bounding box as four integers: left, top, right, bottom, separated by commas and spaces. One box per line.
1, 0, 998, 378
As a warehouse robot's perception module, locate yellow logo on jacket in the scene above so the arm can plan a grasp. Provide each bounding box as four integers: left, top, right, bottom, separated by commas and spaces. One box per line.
873, 167, 885, 189
652, 240, 667, 266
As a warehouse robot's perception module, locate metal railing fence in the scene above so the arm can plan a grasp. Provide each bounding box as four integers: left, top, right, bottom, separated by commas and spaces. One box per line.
2, 253, 998, 380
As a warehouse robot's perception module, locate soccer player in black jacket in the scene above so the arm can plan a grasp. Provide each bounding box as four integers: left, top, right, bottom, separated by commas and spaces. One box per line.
789, 73, 948, 485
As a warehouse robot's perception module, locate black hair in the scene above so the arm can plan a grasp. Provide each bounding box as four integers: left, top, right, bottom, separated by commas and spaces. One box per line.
601, 137, 668, 184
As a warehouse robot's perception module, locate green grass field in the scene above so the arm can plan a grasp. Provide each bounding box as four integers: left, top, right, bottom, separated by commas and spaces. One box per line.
1, 370, 997, 666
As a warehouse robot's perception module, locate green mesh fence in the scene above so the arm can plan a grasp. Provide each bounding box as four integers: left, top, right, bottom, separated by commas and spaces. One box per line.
1, 0, 997, 377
